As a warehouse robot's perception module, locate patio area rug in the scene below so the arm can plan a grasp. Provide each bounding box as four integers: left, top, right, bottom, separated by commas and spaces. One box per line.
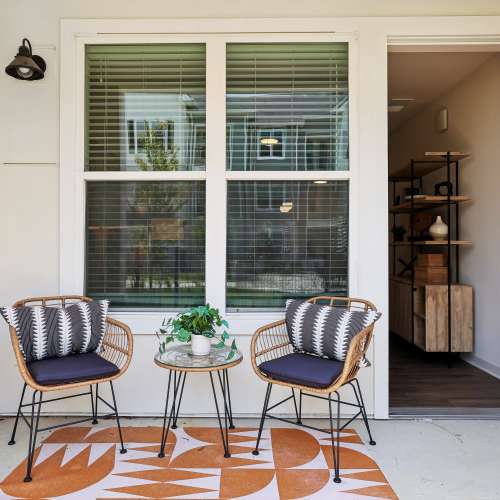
0, 425, 397, 499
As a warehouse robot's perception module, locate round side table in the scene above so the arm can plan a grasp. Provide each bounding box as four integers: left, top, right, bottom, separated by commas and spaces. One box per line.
154, 344, 243, 459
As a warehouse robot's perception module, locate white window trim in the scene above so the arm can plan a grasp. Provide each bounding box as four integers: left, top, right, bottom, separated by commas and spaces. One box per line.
60, 27, 359, 340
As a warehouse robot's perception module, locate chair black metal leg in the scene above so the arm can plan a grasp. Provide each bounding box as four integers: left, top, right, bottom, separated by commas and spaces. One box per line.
352, 378, 376, 445
224, 369, 235, 429
94, 384, 99, 424
172, 372, 186, 430
328, 392, 341, 484
24, 391, 42, 483
299, 389, 303, 422
291, 388, 301, 424
252, 383, 272, 456
9, 382, 27, 445
109, 381, 127, 454
90, 384, 98, 425
210, 371, 231, 458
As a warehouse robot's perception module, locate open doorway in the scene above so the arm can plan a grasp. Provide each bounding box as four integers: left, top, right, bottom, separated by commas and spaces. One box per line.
387, 46, 500, 416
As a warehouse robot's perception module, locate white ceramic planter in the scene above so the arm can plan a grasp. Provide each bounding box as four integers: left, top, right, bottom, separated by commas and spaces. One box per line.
429, 215, 448, 241
191, 334, 211, 356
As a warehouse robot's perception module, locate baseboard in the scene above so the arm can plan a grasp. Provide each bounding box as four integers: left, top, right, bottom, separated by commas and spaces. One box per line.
462, 353, 500, 380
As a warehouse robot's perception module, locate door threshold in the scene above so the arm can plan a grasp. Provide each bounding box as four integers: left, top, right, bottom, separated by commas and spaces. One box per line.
390, 407, 500, 419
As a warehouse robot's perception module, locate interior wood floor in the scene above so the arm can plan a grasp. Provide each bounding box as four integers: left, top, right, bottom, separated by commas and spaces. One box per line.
390, 333, 500, 408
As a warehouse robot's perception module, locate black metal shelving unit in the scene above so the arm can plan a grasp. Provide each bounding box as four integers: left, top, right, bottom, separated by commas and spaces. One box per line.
389, 151, 471, 362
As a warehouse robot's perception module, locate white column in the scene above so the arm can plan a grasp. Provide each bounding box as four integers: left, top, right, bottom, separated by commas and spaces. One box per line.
205, 38, 227, 312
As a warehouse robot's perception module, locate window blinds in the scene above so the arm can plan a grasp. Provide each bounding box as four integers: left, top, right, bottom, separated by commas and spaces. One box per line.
226, 42, 349, 172
226, 180, 349, 310
85, 44, 206, 172
85, 181, 206, 309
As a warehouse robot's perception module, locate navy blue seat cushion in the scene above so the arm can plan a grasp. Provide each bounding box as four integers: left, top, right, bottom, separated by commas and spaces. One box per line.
259, 352, 344, 388
27, 352, 119, 386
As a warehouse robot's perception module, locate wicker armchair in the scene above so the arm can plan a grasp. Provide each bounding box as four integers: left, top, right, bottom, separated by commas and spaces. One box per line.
6, 295, 133, 482
250, 296, 378, 484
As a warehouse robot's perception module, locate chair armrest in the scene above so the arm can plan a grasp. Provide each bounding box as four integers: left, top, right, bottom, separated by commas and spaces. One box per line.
250, 319, 293, 373
337, 323, 375, 384
99, 317, 134, 373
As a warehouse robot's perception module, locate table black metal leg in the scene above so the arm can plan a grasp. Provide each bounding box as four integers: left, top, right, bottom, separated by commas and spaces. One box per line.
210, 371, 231, 458
172, 372, 187, 429
223, 369, 235, 429
159, 370, 182, 458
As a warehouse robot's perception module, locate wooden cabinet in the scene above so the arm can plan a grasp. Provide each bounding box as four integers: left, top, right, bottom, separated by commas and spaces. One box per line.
390, 277, 473, 352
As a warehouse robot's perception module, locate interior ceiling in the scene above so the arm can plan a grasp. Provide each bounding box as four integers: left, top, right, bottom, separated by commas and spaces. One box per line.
388, 52, 494, 133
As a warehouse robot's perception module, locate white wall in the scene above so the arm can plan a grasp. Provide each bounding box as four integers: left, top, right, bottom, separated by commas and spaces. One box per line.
4, 4, 500, 418
389, 54, 500, 378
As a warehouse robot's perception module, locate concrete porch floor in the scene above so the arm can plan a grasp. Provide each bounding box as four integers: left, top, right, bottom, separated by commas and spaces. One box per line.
0, 416, 499, 500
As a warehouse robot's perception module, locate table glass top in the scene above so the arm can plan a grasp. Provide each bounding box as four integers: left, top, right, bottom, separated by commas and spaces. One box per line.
155, 344, 242, 369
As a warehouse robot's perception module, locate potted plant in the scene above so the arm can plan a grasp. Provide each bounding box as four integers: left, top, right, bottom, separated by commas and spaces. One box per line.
157, 304, 237, 358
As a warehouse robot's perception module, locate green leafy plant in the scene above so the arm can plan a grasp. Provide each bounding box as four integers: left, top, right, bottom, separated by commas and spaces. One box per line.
156, 304, 237, 359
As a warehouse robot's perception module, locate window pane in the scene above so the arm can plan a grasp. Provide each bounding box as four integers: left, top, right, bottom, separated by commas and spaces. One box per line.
227, 181, 348, 310
86, 181, 205, 309
85, 44, 206, 171
226, 43, 349, 171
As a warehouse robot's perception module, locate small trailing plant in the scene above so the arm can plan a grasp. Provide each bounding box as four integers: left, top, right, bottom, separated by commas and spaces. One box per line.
156, 304, 237, 359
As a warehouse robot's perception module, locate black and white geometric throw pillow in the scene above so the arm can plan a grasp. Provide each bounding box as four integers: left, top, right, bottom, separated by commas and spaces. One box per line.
0, 300, 109, 363
285, 299, 381, 367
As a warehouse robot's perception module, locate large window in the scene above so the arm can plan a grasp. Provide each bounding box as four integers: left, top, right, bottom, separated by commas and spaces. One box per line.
226, 43, 349, 171
227, 181, 348, 310
83, 40, 350, 312
85, 43, 207, 308
86, 181, 205, 308
85, 44, 206, 172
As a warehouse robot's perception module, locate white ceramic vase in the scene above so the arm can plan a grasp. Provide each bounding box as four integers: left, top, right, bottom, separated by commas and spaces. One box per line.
429, 216, 448, 241
191, 334, 211, 356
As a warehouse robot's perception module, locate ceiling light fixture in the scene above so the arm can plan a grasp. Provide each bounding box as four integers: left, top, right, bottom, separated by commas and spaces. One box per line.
260, 137, 279, 146
279, 201, 293, 213
5, 38, 46, 81
314, 180, 327, 184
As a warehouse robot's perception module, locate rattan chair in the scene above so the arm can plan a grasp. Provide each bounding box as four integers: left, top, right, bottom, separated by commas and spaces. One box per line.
250, 296, 378, 484
6, 295, 133, 482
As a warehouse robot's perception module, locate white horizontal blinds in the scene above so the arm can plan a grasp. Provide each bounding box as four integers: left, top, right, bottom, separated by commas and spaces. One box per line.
226, 180, 349, 310
226, 43, 349, 171
85, 44, 206, 172
85, 181, 206, 309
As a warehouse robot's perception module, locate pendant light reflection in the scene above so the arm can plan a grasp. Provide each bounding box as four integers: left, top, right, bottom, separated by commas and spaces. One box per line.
279, 201, 293, 213
5, 38, 46, 81
260, 137, 279, 146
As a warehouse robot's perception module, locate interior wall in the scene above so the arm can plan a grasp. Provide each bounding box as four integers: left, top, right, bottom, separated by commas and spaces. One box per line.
389, 53, 500, 378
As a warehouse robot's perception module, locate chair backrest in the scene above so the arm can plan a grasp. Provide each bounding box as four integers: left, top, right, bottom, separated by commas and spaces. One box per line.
306, 296, 376, 313
13, 295, 92, 308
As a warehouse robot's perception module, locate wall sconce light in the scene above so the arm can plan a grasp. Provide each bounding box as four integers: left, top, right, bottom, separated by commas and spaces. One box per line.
5, 38, 46, 81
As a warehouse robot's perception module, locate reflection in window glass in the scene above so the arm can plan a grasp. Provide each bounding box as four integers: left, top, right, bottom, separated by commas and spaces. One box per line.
226, 43, 349, 171
86, 181, 205, 308
226, 181, 348, 310
85, 44, 206, 171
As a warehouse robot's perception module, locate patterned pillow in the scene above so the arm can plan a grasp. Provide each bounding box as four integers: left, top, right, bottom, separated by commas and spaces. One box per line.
285, 299, 381, 367
0, 300, 109, 363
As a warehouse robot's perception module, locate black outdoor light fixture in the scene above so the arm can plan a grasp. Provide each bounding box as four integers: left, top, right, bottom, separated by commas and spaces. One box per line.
5, 38, 46, 80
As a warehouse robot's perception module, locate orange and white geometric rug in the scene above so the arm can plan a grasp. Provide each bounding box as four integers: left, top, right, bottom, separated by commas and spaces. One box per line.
0, 425, 398, 499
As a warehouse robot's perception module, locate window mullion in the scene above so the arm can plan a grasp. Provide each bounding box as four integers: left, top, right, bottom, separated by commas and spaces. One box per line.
205, 38, 227, 312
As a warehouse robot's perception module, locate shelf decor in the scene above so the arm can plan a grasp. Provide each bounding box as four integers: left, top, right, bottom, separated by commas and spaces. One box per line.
429, 216, 448, 241
389, 151, 473, 356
